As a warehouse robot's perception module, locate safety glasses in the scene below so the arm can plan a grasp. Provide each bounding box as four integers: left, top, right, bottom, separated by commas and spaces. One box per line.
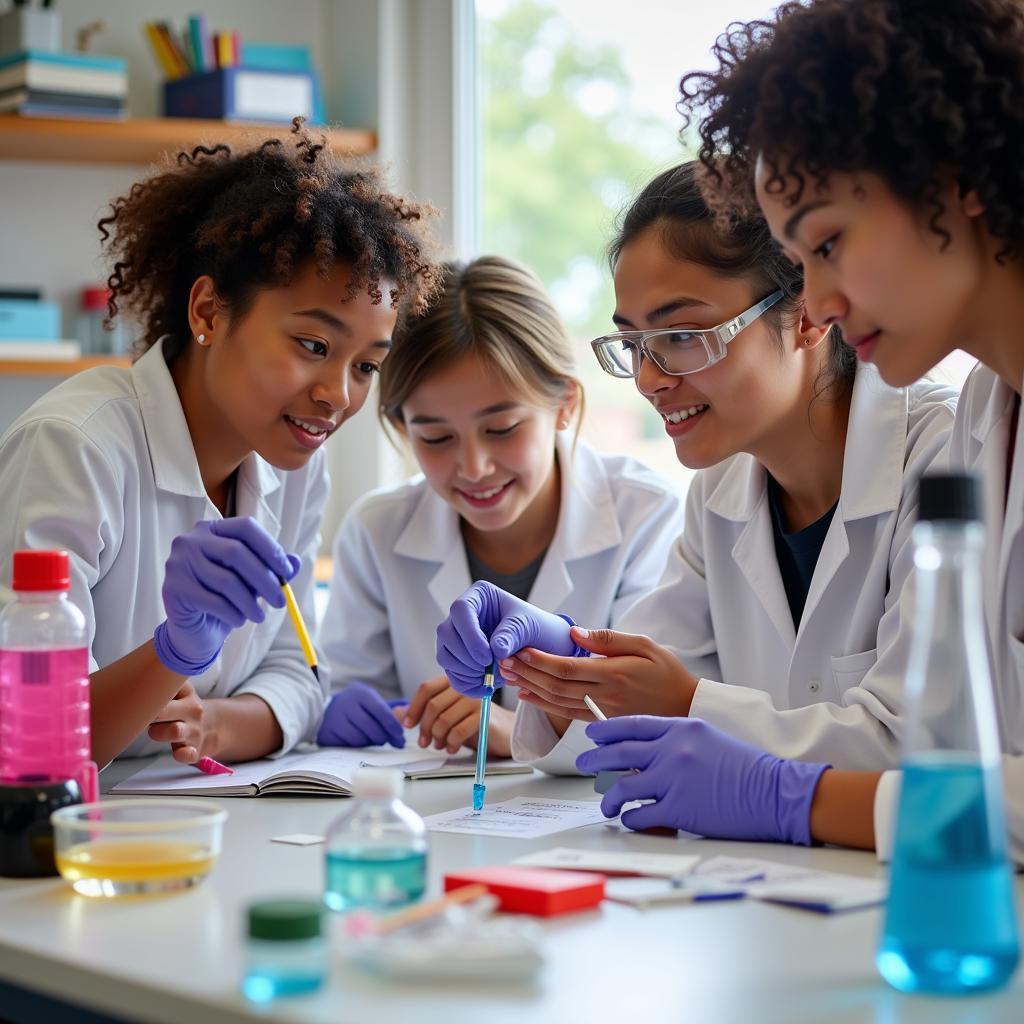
590, 289, 784, 379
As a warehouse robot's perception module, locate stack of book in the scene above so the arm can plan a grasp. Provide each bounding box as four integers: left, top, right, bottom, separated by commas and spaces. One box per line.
0, 50, 127, 120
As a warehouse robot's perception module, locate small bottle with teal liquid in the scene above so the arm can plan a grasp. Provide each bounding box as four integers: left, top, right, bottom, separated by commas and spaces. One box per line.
877, 473, 1019, 994
323, 767, 427, 913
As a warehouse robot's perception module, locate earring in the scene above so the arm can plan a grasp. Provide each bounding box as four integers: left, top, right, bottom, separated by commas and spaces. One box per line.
196, 333, 207, 346
557, 417, 569, 430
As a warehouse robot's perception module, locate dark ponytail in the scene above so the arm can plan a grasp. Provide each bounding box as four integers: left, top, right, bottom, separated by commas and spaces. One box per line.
610, 161, 856, 398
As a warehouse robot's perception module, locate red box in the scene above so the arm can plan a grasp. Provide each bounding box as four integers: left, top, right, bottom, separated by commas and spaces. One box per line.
444, 866, 605, 917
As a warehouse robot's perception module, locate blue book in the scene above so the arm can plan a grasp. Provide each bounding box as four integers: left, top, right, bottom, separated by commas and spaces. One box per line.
0, 300, 60, 341
241, 43, 310, 72
0, 50, 127, 73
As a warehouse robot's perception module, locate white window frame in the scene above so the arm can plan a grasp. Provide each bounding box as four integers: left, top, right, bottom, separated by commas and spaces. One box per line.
320, 0, 478, 545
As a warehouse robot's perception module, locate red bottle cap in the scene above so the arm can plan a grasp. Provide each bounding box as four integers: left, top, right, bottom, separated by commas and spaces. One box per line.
80, 287, 111, 313
12, 551, 71, 592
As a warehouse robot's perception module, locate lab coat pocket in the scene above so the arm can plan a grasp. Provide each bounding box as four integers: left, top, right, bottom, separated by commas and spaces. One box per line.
830, 648, 878, 694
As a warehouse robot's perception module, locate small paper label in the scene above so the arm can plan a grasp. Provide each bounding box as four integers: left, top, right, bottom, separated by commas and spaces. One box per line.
270, 833, 324, 846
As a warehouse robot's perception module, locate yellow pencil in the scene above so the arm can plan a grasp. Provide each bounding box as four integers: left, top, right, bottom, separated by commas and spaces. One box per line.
280, 578, 319, 681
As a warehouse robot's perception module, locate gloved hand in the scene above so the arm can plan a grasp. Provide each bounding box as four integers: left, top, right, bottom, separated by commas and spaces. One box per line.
154, 517, 299, 676
436, 581, 590, 697
317, 683, 407, 748
575, 716, 830, 845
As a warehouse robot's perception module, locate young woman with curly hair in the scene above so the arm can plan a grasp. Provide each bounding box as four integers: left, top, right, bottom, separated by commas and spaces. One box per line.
0, 120, 439, 768
571, 0, 1024, 867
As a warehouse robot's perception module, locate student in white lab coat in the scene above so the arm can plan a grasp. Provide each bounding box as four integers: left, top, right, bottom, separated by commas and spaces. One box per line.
316, 255, 684, 757
0, 123, 439, 768
437, 162, 957, 776
552, 0, 1024, 857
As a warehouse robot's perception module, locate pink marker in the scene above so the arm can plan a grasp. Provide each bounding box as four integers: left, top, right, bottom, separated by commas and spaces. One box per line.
195, 756, 234, 776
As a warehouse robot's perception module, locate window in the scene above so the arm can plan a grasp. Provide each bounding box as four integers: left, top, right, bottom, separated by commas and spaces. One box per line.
476, 0, 780, 489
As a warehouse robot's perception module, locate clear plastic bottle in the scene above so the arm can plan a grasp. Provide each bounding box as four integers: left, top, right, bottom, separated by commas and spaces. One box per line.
77, 286, 130, 356
323, 767, 427, 913
877, 474, 1020, 994
0, 550, 96, 801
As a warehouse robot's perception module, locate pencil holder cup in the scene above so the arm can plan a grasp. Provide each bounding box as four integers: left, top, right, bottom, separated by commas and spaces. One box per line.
0, 8, 61, 57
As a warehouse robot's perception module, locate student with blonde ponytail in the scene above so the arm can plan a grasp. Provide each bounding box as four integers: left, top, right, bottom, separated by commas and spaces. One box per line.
317, 255, 683, 756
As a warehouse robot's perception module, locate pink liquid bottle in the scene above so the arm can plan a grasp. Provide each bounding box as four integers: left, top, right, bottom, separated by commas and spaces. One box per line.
0, 551, 97, 876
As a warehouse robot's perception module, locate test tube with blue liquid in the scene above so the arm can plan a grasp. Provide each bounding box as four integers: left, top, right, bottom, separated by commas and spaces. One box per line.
472, 661, 497, 813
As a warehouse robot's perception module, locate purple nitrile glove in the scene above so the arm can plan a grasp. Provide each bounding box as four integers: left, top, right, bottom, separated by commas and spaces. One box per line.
316, 683, 407, 748
435, 581, 590, 698
575, 716, 831, 846
154, 517, 299, 677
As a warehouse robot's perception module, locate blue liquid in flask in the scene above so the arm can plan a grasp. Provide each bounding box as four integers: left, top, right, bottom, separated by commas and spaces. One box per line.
877, 758, 1019, 994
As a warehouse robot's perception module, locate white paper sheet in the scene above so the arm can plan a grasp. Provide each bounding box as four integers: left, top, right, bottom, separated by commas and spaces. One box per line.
423, 797, 609, 838
512, 847, 700, 877
693, 856, 886, 912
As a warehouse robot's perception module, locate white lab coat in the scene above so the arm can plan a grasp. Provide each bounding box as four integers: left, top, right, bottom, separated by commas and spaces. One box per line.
875, 362, 1024, 865
514, 364, 957, 774
320, 435, 685, 705
0, 339, 328, 757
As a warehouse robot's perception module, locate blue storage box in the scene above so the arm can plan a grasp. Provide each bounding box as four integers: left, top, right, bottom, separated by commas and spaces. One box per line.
0, 299, 59, 340
163, 67, 315, 123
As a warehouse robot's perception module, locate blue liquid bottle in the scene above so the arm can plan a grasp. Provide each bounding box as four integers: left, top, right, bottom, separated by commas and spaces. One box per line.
877, 474, 1019, 994
323, 767, 427, 913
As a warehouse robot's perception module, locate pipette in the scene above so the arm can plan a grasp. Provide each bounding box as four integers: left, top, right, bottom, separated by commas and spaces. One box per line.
472, 662, 497, 813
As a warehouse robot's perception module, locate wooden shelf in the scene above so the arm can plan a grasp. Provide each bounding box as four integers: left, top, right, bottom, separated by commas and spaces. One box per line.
0, 115, 376, 165
0, 356, 130, 376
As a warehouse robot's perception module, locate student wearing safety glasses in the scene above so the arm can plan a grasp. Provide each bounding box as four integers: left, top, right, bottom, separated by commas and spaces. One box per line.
435, 161, 958, 788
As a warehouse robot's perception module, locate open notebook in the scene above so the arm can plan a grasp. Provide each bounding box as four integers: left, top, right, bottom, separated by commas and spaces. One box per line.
112, 730, 532, 797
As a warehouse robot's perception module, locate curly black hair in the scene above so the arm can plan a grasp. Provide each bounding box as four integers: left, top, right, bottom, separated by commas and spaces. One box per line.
98, 118, 441, 359
679, 0, 1024, 260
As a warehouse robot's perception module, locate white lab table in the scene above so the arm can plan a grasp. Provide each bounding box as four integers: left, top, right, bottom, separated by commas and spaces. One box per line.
0, 759, 1021, 1024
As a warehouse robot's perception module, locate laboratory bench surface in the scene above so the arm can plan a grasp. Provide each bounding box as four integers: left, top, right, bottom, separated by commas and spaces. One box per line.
0, 759, 1022, 1024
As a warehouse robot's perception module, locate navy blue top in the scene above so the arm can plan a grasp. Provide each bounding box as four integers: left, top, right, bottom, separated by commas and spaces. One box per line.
767, 475, 838, 628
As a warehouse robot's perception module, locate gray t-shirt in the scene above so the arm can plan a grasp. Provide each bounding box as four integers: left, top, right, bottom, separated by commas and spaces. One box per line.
464, 543, 549, 709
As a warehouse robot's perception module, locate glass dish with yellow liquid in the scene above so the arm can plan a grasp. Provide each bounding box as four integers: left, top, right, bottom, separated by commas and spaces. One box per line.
50, 799, 227, 897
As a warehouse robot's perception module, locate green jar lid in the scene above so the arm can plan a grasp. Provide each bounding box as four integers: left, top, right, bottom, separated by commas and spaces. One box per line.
248, 899, 323, 941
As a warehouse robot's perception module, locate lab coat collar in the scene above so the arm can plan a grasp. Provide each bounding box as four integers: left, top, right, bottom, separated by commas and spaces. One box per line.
704, 362, 906, 524
133, 337, 282, 511
835, 362, 907, 522
961, 363, 1023, 619
553, 434, 624, 560
393, 471, 467, 618
393, 479, 462, 563
968, 362, 1018, 451
133, 339, 207, 499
